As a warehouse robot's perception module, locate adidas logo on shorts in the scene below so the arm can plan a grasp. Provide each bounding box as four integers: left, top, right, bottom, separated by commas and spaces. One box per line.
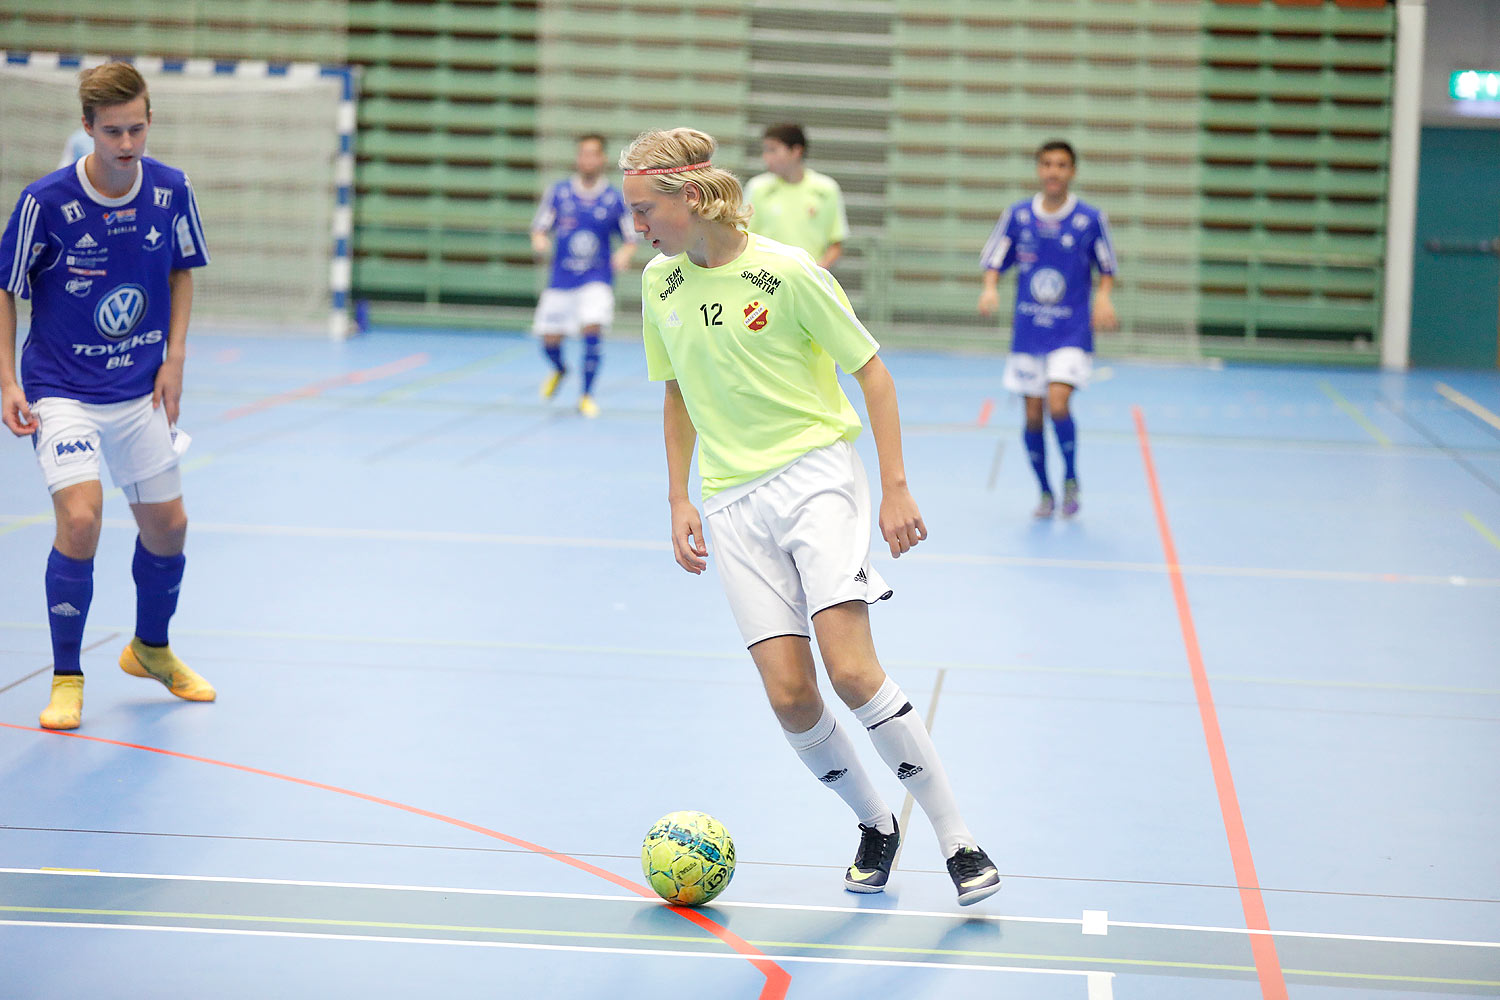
819, 768, 848, 784
896, 762, 924, 781
854, 568, 868, 584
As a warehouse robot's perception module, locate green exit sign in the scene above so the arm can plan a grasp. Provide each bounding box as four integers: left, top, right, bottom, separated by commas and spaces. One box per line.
1451, 70, 1500, 101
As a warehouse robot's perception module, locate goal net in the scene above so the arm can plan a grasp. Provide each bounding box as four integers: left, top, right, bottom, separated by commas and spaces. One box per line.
0, 54, 354, 337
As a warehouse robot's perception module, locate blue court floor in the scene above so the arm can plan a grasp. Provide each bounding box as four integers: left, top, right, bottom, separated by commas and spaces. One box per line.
1, 330, 1497, 999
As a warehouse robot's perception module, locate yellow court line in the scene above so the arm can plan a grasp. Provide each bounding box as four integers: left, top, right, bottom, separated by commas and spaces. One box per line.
1318, 381, 1392, 447
0, 514, 51, 538
1464, 512, 1500, 553
1436, 382, 1500, 433
2, 905, 1495, 987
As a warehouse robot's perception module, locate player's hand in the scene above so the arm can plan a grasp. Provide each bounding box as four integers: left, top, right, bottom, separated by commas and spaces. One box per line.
1094, 294, 1120, 332
153, 361, 184, 426
879, 485, 927, 558
530, 231, 552, 258
1, 381, 38, 436
670, 498, 708, 575
977, 287, 1000, 318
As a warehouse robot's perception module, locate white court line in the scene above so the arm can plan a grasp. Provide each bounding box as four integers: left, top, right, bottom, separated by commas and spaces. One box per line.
0, 920, 1106, 982
5, 869, 1496, 950
2, 515, 1495, 587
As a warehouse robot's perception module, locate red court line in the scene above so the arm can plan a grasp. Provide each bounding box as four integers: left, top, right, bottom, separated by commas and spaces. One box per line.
977, 397, 995, 427
1132, 406, 1288, 1000
0, 721, 790, 999
219, 353, 430, 421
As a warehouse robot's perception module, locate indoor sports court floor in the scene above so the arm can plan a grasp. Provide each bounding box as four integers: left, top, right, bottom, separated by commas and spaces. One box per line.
1, 329, 1497, 999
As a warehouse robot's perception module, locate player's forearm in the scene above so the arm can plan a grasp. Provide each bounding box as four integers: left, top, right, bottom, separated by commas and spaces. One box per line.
819, 243, 842, 269
982, 269, 1000, 292
853, 355, 908, 489
0, 292, 19, 388
663, 382, 698, 503
165, 270, 193, 364
1097, 275, 1114, 297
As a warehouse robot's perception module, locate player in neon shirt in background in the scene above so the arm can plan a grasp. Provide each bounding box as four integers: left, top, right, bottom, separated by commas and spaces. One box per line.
0, 63, 216, 730
625, 126, 1001, 907
979, 140, 1118, 518
745, 124, 849, 270
530, 134, 639, 418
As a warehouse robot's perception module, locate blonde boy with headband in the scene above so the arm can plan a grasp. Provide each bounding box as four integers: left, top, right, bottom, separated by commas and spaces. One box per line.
623, 128, 1001, 906
0, 63, 215, 729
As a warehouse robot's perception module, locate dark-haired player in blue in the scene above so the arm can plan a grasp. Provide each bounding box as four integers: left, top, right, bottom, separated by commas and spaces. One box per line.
530, 133, 639, 418
979, 140, 1117, 518
1, 62, 215, 729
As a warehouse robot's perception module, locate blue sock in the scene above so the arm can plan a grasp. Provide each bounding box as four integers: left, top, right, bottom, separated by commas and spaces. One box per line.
543, 341, 565, 373
133, 536, 185, 647
1053, 415, 1077, 483
582, 333, 602, 395
45, 548, 93, 676
1023, 425, 1051, 495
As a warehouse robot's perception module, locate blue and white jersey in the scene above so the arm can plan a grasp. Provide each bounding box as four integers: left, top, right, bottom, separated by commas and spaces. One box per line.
1, 156, 209, 404
532, 176, 634, 290
980, 194, 1116, 355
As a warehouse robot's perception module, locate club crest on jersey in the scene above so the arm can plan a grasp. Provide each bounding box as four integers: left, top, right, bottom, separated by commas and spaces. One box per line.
102, 208, 136, 225
743, 301, 769, 332
144, 226, 164, 251
1028, 268, 1066, 305
61, 200, 84, 224
153, 187, 172, 209
94, 283, 148, 341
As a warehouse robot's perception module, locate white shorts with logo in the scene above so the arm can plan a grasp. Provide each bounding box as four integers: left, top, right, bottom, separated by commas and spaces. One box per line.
532, 281, 614, 337
31, 394, 185, 502
705, 439, 893, 648
1002, 346, 1093, 398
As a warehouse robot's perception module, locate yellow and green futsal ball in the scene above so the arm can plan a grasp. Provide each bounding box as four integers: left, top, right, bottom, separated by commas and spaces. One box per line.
641, 810, 736, 906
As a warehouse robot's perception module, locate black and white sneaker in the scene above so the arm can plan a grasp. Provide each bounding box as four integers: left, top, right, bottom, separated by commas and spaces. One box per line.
947, 846, 1002, 905
844, 816, 901, 893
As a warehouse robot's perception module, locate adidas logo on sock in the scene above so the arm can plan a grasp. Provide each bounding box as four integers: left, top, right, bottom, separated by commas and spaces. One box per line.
896, 761, 924, 781
49, 602, 82, 617
819, 768, 848, 784
854, 568, 868, 584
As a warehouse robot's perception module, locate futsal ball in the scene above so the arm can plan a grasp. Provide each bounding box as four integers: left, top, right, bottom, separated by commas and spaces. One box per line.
641, 810, 736, 906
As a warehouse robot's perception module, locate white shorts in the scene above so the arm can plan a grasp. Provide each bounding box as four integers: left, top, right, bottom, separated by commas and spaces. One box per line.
532, 282, 614, 337
705, 440, 893, 648
1002, 346, 1092, 397
31, 394, 184, 501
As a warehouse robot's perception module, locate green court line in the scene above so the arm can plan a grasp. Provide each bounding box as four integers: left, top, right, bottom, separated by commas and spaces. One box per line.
1319, 381, 1392, 447
3, 905, 1495, 986
1463, 512, 1500, 553
372, 346, 532, 405
0, 514, 50, 537
1, 621, 1497, 697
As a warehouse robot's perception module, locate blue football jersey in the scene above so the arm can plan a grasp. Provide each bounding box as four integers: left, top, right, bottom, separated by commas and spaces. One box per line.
532, 177, 634, 290
980, 194, 1116, 354
1, 156, 210, 404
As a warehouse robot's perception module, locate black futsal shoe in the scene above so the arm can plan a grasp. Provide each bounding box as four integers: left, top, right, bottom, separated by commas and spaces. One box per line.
844, 816, 901, 893
947, 845, 1002, 905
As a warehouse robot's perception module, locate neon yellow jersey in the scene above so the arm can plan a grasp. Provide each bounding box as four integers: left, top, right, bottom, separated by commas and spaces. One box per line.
641, 234, 880, 499
744, 168, 850, 260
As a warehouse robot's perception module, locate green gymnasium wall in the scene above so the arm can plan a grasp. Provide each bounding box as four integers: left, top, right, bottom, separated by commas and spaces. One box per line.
0, 0, 1397, 361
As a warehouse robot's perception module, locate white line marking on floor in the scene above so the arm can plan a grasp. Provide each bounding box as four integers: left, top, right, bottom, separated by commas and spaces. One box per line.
4, 869, 1495, 949
1087, 971, 1115, 999
1082, 909, 1108, 935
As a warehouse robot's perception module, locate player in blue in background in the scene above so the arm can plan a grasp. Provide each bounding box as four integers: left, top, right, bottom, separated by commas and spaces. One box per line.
530, 134, 639, 418
0, 62, 216, 730
979, 140, 1117, 519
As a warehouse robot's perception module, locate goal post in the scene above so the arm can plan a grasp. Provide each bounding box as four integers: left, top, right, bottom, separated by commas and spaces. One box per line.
0, 51, 356, 339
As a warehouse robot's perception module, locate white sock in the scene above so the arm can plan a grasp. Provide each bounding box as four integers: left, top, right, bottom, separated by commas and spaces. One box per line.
852, 677, 976, 856
783, 704, 894, 834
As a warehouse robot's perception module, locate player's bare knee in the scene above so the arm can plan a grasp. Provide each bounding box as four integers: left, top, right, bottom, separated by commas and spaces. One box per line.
54, 505, 102, 556
765, 677, 821, 726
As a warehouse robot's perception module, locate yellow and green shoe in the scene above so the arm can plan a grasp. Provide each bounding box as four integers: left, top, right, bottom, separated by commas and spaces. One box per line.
120, 639, 216, 702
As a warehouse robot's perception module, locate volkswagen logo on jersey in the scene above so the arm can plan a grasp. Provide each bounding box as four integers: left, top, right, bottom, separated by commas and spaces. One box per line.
1029, 268, 1067, 305
94, 284, 148, 341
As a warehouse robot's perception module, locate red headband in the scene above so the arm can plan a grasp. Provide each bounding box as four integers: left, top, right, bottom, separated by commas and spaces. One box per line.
623, 161, 712, 176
